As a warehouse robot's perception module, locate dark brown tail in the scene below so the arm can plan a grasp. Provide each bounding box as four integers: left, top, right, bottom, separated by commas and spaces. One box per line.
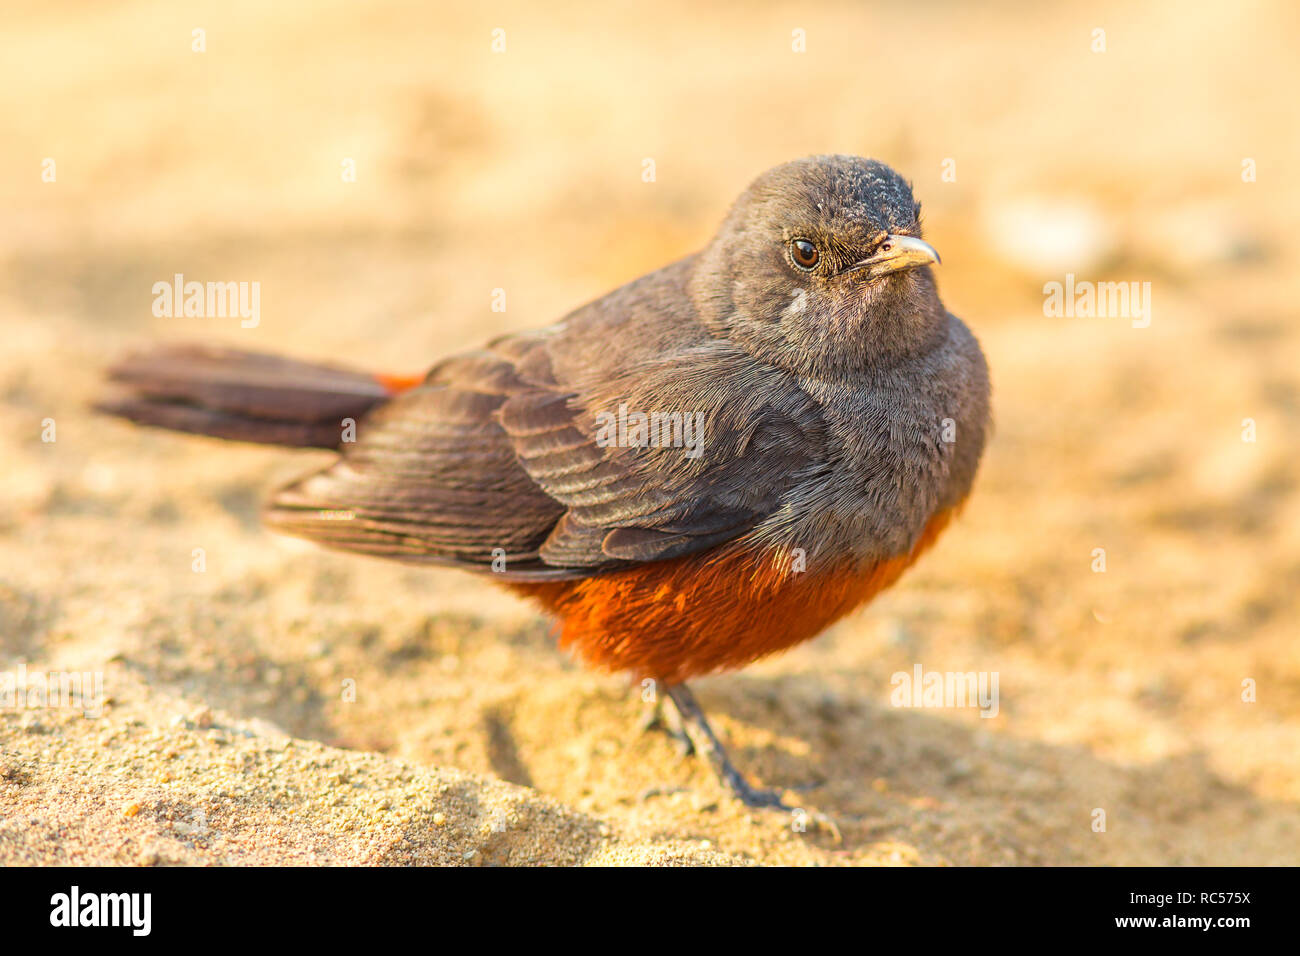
97, 344, 421, 450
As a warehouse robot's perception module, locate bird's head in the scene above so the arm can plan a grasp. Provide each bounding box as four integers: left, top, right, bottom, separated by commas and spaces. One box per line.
693, 155, 946, 377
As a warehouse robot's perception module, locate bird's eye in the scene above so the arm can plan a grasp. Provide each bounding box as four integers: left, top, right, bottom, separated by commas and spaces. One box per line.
790, 239, 819, 270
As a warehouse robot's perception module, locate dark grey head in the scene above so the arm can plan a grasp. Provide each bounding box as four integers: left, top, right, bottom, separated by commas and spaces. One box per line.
692, 155, 946, 378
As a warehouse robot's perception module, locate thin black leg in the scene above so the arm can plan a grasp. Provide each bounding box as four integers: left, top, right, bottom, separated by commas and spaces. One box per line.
664, 683, 791, 810
637, 693, 693, 756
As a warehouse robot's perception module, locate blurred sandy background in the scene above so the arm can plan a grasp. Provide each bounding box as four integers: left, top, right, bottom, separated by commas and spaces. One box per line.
2, 0, 1298, 865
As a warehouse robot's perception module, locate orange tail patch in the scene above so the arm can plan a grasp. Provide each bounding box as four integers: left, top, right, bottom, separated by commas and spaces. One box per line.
373, 372, 427, 395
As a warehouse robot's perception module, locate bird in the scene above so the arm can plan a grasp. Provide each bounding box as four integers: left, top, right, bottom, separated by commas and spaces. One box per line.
98, 155, 991, 810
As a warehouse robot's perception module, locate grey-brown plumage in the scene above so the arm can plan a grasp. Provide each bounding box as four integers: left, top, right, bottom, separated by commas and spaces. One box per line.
261, 155, 990, 581
99, 346, 393, 449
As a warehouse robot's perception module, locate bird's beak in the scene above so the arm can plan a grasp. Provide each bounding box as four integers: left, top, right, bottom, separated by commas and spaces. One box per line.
844, 235, 941, 278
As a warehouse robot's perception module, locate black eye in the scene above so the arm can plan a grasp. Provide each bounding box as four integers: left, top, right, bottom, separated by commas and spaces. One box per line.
790, 239, 819, 270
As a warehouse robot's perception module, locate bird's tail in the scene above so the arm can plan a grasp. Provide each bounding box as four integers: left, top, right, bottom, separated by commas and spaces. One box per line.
96, 344, 423, 450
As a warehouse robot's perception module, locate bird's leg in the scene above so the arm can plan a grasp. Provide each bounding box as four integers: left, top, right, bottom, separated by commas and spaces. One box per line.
637, 691, 693, 756
663, 683, 790, 810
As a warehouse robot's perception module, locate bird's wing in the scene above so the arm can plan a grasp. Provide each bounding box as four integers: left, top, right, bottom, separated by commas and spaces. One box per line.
264, 266, 826, 580
499, 334, 826, 572
263, 336, 573, 578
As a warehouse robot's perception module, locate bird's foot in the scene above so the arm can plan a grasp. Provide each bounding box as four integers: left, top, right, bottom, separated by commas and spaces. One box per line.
662, 683, 841, 840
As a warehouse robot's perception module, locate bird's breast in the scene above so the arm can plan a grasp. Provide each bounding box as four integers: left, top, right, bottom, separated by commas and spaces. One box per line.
507, 503, 959, 682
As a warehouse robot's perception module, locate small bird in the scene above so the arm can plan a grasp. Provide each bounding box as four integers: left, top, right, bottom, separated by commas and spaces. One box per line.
99, 155, 990, 809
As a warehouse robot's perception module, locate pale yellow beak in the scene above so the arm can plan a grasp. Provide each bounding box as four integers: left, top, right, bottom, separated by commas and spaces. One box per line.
844, 235, 941, 278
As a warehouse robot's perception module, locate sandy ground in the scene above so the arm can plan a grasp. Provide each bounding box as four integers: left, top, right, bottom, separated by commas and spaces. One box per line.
2, 0, 1299, 865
